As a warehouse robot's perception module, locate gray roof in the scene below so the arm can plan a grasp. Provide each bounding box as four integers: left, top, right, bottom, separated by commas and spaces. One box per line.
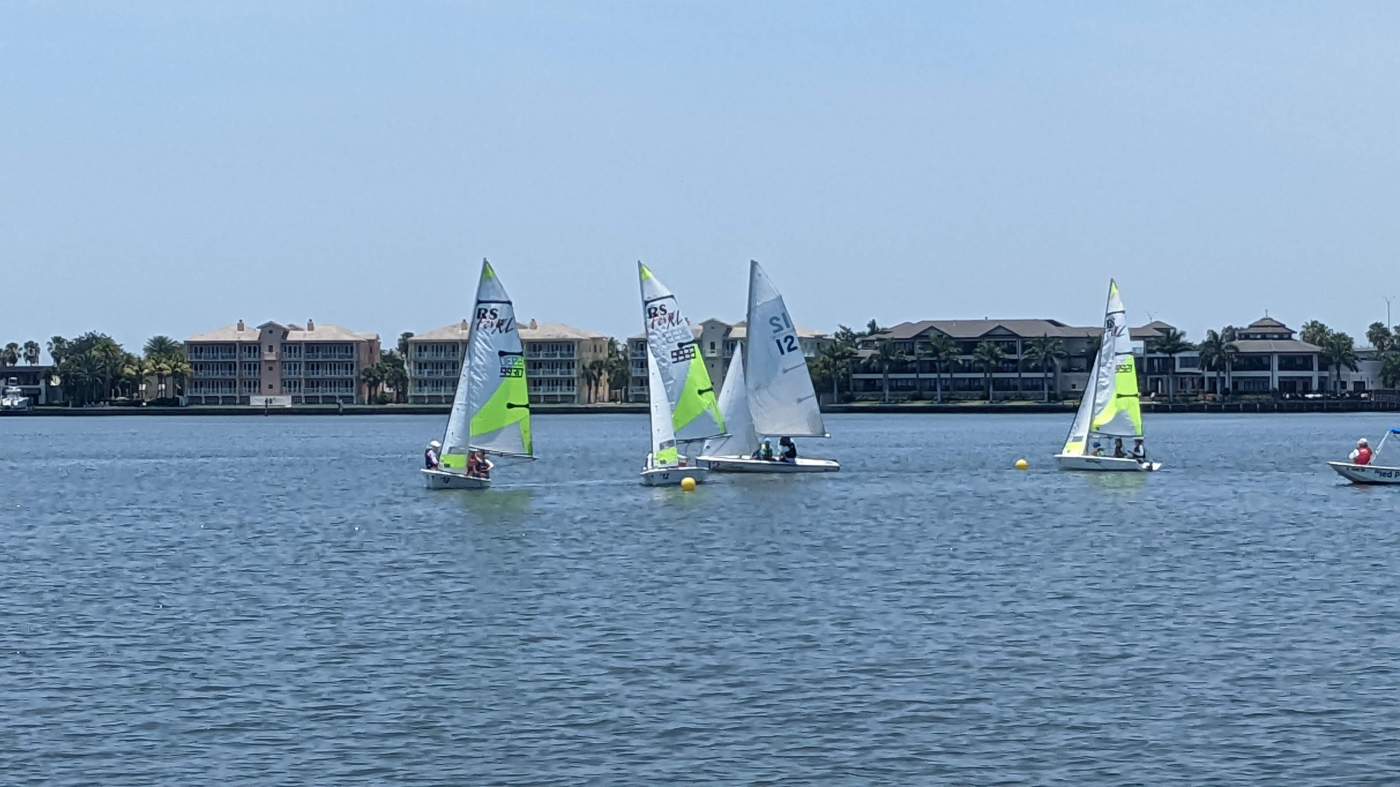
876, 319, 1166, 342
414, 320, 607, 343
189, 321, 378, 343
1233, 339, 1320, 353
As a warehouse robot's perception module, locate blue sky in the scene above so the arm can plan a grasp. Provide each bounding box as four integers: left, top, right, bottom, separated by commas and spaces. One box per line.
3, 1, 1398, 355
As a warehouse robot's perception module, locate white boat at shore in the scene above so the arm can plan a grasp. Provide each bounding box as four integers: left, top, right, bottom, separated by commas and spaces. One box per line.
638, 262, 725, 486
699, 260, 839, 474
1328, 428, 1400, 484
422, 260, 533, 490
1054, 279, 1161, 473
0, 381, 30, 413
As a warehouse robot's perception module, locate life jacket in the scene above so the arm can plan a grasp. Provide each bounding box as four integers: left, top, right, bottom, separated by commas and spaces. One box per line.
1357, 446, 1373, 466
425, 449, 439, 469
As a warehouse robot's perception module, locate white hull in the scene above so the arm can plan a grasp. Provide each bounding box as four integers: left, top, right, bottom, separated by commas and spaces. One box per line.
640, 465, 708, 487
421, 468, 492, 490
699, 455, 840, 473
1055, 454, 1161, 472
1328, 461, 1400, 485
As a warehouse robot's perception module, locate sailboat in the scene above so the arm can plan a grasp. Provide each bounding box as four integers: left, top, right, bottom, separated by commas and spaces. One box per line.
1054, 279, 1161, 472
638, 261, 725, 486
699, 260, 839, 473
422, 259, 533, 489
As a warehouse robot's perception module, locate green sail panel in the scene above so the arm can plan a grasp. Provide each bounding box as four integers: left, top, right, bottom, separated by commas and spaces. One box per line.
442, 259, 533, 462
637, 262, 725, 442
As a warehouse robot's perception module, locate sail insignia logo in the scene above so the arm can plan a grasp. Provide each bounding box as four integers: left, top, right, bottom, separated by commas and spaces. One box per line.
475, 306, 514, 335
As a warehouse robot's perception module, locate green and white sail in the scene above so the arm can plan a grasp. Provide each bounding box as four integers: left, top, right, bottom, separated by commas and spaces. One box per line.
638, 261, 725, 442
744, 259, 827, 439
647, 346, 681, 467
442, 259, 532, 470
701, 347, 757, 457
1061, 279, 1143, 456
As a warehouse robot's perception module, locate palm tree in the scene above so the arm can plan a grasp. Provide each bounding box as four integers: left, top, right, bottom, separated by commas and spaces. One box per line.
972, 341, 1005, 402
360, 364, 386, 401
397, 331, 414, 357
1368, 322, 1395, 353
872, 340, 908, 403
1197, 329, 1239, 399
1382, 353, 1400, 388
923, 334, 957, 404
143, 335, 181, 360
605, 339, 631, 403
818, 338, 857, 403
1022, 334, 1067, 402
1148, 327, 1193, 402
1300, 320, 1331, 348
1323, 331, 1360, 395
379, 351, 409, 403
122, 355, 150, 399
1, 343, 18, 367
22, 341, 41, 365
165, 357, 190, 398
863, 319, 888, 337
911, 340, 929, 398
47, 336, 70, 367
585, 358, 610, 404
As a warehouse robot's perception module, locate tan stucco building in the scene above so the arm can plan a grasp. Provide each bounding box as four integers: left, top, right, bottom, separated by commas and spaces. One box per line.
407, 319, 610, 404
186, 319, 381, 405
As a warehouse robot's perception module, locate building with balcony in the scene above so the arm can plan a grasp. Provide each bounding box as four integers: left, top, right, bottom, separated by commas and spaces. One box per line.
185, 319, 381, 405
627, 318, 831, 403
406, 319, 610, 404
0, 365, 61, 405
850, 315, 1327, 401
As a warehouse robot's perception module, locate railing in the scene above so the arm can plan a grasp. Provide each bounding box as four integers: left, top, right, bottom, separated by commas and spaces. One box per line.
526, 350, 576, 359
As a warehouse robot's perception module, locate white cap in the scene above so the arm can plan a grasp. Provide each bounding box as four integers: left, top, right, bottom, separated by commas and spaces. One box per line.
1358, 438, 1369, 446
429, 440, 442, 448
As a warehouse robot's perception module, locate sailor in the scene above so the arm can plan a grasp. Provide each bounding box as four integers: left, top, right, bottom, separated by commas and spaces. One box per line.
473, 449, 492, 478
757, 439, 775, 461
1350, 438, 1373, 466
779, 436, 798, 462
1091, 442, 1104, 457
1131, 438, 1147, 463
425, 440, 442, 470
1113, 438, 1127, 459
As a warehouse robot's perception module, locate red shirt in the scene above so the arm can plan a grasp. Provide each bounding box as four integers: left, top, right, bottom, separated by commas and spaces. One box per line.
1357, 446, 1373, 465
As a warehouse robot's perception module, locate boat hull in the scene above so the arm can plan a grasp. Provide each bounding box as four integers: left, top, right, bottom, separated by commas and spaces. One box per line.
699, 455, 841, 473
421, 468, 492, 490
640, 465, 708, 487
1327, 461, 1400, 485
1055, 454, 1161, 472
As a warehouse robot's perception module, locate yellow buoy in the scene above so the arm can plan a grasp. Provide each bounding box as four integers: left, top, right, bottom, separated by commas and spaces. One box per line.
680, 477, 697, 492
1014, 458, 1030, 471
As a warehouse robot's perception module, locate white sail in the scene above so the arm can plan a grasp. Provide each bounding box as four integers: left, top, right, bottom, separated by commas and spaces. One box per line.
1061, 279, 1144, 456
647, 346, 680, 467
744, 260, 826, 438
1060, 349, 1099, 455
702, 348, 758, 457
638, 262, 725, 442
442, 260, 532, 470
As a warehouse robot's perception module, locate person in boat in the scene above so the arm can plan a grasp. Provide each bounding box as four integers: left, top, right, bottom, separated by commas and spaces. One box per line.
467, 448, 492, 478
753, 439, 775, 461
1091, 442, 1104, 457
1113, 438, 1127, 459
1349, 438, 1373, 466
1131, 438, 1147, 463
425, 440, 442, 470
779, 436, 797, 462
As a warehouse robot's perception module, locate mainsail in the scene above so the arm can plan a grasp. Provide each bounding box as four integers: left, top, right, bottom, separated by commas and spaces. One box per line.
638, 261, 725, 441
702, 348, 758, 457
647, 346, 680, 467
1060, 279, 1144, 456
744, 260, 827, 439
442, 259, 532, 469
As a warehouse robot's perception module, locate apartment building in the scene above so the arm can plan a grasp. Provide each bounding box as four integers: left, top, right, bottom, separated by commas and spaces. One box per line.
852, 315, 1328, 400
407, 319, 610, 404
628, 318, 831, 402
185, 320, 381, 405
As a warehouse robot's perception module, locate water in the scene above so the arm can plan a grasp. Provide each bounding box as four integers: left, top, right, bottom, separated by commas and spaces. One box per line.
4, 412, 1400, 784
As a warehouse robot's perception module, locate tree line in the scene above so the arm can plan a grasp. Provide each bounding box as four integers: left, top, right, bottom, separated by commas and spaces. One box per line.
19, 334, 191, 405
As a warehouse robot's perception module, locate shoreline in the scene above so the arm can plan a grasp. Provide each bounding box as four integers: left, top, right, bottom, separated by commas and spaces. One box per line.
6, 400, 1397, 416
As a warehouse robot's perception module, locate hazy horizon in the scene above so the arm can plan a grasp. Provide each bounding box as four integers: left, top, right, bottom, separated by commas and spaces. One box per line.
5, 2, 1399, 358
